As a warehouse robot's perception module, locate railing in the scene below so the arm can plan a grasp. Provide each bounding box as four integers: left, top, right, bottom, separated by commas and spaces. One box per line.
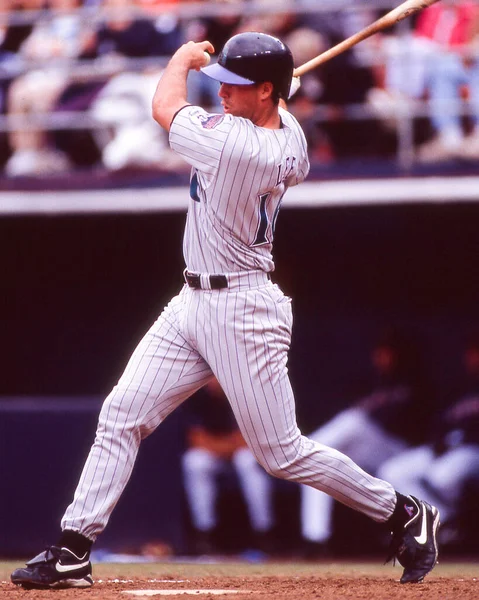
1, 0, 478, 173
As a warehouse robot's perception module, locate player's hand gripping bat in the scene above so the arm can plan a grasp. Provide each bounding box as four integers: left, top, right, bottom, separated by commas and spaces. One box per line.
293, 0, 441, 77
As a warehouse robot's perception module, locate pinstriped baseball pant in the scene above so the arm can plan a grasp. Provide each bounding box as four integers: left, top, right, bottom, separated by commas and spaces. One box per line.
62, 279, 397, 541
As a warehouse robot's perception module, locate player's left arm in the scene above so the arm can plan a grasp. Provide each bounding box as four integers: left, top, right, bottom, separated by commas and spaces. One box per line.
152, 40, 214, 132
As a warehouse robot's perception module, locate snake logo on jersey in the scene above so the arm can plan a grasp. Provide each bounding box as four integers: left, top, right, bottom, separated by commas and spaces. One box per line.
200, 114, 225, 129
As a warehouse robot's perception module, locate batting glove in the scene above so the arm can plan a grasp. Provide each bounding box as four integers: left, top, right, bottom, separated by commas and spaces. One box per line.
288, 76, 301, 100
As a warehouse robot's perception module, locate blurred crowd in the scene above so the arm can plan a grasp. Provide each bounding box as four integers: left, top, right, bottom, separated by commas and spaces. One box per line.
1, 0, 479, 177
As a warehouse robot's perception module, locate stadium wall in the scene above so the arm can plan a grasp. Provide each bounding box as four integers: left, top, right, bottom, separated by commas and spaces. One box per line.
1, 193, 478, 556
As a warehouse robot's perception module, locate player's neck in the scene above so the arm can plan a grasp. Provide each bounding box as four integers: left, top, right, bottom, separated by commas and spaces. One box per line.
254, 107, 281, 130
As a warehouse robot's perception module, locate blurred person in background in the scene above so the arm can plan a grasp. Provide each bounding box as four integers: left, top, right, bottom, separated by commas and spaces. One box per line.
377, 333, 479, 547
235, 0, 298, 39
71, 0, 182, 171
291, 0, 379, 160
53, 0, 182, 170
92, 0, 179, 60
3, 0, 182, 176
301, 327, 432, 557
182, 378, 275, 556
88, 64, 188, 172
416, 1, 479, 162
4, 0, 96, 176
283, 26, 334, 161
0, 0, 44, 108
367, 0, 479, 163
1, 0, 44, 166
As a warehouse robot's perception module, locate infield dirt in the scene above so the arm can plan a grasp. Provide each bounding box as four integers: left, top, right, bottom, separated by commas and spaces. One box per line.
1, 559, 477, 599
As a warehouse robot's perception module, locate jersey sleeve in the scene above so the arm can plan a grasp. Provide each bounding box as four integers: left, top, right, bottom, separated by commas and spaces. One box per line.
169, 105, 234, 175
279, 107, 310, 187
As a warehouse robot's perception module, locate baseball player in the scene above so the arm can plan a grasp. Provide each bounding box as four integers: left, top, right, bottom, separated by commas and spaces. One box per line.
11, 32, 439, 589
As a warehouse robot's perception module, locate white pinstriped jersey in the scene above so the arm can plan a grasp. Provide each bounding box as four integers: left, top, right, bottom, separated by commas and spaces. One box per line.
169, 106, 310, 274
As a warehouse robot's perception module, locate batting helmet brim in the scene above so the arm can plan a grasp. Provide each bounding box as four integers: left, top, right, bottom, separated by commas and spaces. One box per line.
201, 62, 255, 86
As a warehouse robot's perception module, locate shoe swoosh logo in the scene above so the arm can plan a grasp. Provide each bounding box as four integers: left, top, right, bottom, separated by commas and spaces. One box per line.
413, 505, 428, 545
55, 560, 89, 573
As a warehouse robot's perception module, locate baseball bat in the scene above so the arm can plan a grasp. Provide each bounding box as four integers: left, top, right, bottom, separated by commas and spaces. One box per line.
293, 0, 441, 77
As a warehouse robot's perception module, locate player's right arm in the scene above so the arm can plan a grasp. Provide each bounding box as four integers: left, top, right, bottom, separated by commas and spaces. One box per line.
152, 40, 214, 132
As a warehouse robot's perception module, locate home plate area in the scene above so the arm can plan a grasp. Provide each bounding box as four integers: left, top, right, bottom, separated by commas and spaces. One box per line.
123, 590, 250, 596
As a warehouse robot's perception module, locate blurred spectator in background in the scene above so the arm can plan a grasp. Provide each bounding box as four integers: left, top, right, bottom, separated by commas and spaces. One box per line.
236, 0, 297, 38
283, 26, 332, 160
72, 0, 183, 171
0, 0, 43, 109
4, 0, 95, 176
377, 333, 479, 548
54, 0, 182, 170
88, 65, 187, 172
417, 1, 479, 162
300, 327, 431, 557
289, 1, 378, 160
1, 0, 45, 167
92, 0, 179, 60
368, 0, 479, 163
295, 0, 378, 68
182, 378, 275, 556
3, 0, 182, 175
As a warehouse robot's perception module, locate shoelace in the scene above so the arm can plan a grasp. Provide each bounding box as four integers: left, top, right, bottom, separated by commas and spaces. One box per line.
43, 546, 61, 562
385, 529, 403, 566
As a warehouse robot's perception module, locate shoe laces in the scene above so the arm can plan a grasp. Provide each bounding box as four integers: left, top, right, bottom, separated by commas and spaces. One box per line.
44, 546, 61, 561
385, 529, 403, 566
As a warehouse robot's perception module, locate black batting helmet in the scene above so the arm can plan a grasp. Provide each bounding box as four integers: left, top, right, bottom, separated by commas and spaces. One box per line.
201, 32, 294, 100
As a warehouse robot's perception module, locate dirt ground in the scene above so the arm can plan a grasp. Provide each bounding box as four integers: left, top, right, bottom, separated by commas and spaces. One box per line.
1, 559, 478, 600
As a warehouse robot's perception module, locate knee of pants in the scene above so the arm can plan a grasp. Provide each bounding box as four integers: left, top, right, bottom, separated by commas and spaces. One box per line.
98, 386, 166, 441
252, 446, 301, 479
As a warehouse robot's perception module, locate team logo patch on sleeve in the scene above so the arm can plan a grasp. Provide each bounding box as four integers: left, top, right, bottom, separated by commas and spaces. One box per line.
201, 114, 224, 129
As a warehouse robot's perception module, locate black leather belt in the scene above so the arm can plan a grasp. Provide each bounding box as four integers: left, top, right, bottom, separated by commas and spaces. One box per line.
185, 272, 228, 290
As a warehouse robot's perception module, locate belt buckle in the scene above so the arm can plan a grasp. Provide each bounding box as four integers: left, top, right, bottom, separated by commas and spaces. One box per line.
185, 272, 201, 289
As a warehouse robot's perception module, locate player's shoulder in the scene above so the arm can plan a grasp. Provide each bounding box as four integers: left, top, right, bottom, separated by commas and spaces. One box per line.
278, 106, 299, 125
173, 105, 234, 133
279, 107, 302, 130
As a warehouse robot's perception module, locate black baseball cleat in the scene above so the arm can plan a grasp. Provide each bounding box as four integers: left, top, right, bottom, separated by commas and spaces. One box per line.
387, 495, 440, 584
11, 545, 93, 589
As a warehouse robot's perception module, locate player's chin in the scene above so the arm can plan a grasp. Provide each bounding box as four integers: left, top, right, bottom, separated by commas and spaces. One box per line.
221, 103, 235, 115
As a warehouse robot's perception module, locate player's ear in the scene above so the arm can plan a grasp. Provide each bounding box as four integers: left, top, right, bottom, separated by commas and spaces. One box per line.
259, 81, 274, 101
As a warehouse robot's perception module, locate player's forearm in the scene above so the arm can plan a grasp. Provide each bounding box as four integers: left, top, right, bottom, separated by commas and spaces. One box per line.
152, 40, 214, 132
152, 56, 190, 131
